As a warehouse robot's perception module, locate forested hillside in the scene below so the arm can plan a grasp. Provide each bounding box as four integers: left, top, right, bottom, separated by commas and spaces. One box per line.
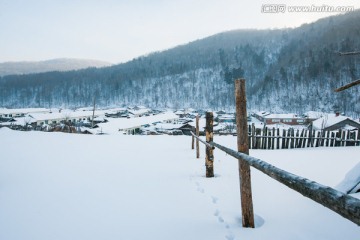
0, 11, 359, 116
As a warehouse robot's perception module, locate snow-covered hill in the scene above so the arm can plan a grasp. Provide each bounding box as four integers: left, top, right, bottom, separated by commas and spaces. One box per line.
0, 11, 360, 116
0, 58, 112, 76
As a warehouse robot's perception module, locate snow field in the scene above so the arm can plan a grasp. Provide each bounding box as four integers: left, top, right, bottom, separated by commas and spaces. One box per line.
0, 128, 359, 240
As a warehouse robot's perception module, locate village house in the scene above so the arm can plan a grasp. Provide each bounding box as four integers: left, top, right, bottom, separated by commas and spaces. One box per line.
253, 111, 314, 125
28, 111, 100, 127
105, 108, 129, 118
174, 110, 186, 118
128, 108, 151, 117
216, 114, 235, 123
119, 126, 142, 135
312, 113, 360, 131
0, 108, 49, 119
253, 111, 271, 122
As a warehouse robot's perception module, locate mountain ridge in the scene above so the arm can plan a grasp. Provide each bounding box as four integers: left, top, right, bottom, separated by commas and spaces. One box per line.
0, 58, 113, 76
0, 11, 359, 116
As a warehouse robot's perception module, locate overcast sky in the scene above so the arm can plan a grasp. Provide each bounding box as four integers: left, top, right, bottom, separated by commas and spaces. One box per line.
0, 0, 359, 64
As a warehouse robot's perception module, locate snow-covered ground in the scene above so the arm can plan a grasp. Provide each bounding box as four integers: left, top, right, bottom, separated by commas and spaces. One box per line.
0, 128, 359, 240
97, 111, 178, 134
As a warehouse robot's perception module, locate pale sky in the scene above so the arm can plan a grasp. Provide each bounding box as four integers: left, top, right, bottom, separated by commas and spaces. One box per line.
0, 0, 359, 64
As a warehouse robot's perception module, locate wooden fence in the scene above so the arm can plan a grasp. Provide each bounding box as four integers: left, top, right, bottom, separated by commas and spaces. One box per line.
190, 79, 360, 228
191, 131, 360, 226
248, 125, 360, 149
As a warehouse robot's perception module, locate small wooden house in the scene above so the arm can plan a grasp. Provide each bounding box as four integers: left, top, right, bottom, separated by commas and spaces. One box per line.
179, 123, 194, 135
174, 110, 186, 118
312, 114, 360, 131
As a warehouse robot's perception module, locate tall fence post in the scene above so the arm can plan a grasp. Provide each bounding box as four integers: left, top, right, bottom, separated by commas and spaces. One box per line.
235, 79, 255, 228
196, 115, 200, 159
205, 112, 214, 177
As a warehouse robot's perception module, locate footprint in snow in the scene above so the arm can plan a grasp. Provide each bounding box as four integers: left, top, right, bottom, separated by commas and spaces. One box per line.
225, 233, 235, 240
211, 196, 218, 204
194, 181, 205, 193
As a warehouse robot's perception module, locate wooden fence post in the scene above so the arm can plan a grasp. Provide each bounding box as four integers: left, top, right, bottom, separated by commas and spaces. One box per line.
248, 125, 252, 149
205, 112, 214, 177
191, 126, 195, 149
295, 129, 299, 148
282, 129, 286, 149
196, 115, 200, 158
331, 132, 335, 146
272, 127, 275, 150
308, 124, 313, 147
235, 79, 255, 228
252, 124, 256, 149
262, 126, 267, 149
255, 128, 261, 149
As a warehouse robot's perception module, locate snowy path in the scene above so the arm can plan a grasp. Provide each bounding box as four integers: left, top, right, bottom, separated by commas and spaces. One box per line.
0, 129, 359, 240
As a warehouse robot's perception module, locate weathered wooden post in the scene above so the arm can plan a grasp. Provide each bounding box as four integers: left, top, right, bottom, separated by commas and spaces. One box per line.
255, 128, 261, 149
251, 123, 256, 149
205, 112, 214, 177
196, 115, 200, 159
235, 79, 255, 228
191, 126, 195, 149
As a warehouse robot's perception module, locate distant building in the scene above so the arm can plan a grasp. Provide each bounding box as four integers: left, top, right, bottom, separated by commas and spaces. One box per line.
217, 114, 235, 123
253, 111, 313, 125
28, 111, 98, 127
105, 108, 128, 118
0, 108, 49, 119
312, 113, 360, 131
128, 108, 151, 117
174, 110, 186, 118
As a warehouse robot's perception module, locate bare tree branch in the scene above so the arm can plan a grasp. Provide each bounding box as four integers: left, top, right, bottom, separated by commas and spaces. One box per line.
337, 51, 360, 56
334, 79, 360, 92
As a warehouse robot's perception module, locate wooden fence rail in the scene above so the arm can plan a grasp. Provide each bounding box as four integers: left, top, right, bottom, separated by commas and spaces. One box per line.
189, 79, 360, 228
247, 126, 360, 150
190, 131, 360, 226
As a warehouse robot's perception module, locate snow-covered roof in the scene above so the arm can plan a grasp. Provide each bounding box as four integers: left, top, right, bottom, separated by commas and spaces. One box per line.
174, 110, 185, 115
303, 111, 325, 119
218, 114, 235, 119
128, 109, 150, 115
312, 114, 353, 130
155, 123, 184, 130
0, 116, 37, 126
0, 108, 49, 115
264, 113, 299, 119
93, 116, 105, 122
105, 108, 127, 114
255, 111, 271, 117
29, 111, 98, 121
136, 105, 147, 109
97, 111, 178, 134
